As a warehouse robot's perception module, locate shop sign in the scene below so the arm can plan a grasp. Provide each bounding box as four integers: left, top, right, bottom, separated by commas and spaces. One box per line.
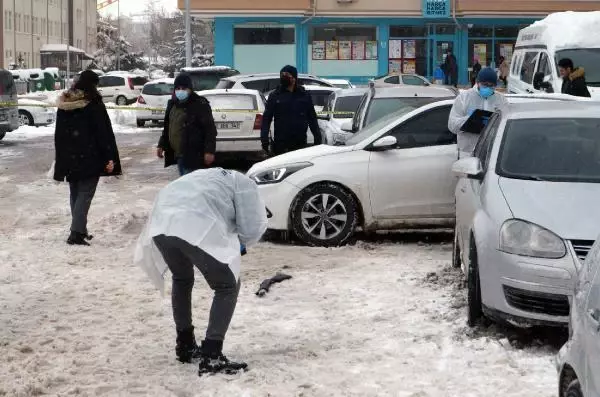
422, 0, 450, 18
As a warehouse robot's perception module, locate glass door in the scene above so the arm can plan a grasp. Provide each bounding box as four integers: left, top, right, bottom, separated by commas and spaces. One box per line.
434, 37, 455, 69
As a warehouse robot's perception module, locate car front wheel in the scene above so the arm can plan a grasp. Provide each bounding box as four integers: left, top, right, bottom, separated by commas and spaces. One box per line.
18, 110, 34, 126
467, 234, 483, 327
291, 183, 358, 247
565, 380, 583, 397
116, 96, 127, 106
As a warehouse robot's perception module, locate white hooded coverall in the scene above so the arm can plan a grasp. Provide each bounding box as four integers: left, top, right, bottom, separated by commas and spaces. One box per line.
134, 168, 268, 293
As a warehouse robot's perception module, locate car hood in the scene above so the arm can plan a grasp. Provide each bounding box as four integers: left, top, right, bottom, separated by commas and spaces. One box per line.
248, 144, 354, 175
499, 177, 600, 240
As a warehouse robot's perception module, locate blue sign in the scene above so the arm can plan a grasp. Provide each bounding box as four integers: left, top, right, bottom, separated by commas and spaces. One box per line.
422, 0, 451, 18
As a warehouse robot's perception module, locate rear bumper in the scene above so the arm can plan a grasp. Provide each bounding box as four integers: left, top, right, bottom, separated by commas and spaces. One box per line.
136, 109, 165, 121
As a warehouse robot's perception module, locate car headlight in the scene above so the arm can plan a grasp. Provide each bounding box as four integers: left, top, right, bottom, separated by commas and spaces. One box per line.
250, 162, 313, 185
499, 219, 566, 259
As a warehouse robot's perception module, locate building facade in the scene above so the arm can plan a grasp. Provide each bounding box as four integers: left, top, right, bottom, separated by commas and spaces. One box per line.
1, 0, 96, 69
182, 0, 600, 84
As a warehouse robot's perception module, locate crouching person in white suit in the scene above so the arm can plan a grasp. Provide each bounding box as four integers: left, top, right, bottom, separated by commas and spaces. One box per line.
135, 167, 267, 376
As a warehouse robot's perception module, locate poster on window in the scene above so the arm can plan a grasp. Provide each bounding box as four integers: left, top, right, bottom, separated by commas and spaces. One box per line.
499, 44, 513, 64
312, 41, 325, 60
403, 59, 416, 74
351, 41, 365, 60
339, 41, 352, 60
389, 40, 402, 59
325, 41, 339, 60
389, 60, 402, 74
403, 40, 416, 58
474, 43, 487, 67
365, 41, 378, 60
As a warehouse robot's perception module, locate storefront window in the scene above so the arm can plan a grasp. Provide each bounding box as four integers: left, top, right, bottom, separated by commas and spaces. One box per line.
494, 26, 520, 38
389, 26, 427, 76
469, 26, 493, 38
435, 25, 455, 35
389, 26, 427, 37
309, 26, 377, 61
309, 26, 376, 42
468, 40, 493, 67
234, 26, 295, 45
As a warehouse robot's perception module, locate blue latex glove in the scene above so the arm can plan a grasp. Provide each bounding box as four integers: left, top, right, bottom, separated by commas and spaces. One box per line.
482, 116, 489, 126
240, 243, 247, 256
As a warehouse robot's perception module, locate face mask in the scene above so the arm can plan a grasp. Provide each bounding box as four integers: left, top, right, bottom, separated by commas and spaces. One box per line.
479, 86, 495, 98
175, 89, 189, 101
280, 76, 291, 87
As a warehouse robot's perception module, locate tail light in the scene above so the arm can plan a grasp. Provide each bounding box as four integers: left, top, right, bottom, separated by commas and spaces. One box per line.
253, 113, 263, 130
137, 95, 146, 104
128, 77, 135, 90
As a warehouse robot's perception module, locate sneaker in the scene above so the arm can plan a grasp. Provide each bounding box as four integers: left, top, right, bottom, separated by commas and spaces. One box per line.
198, 354, 248, 376
175, 328, 201, 364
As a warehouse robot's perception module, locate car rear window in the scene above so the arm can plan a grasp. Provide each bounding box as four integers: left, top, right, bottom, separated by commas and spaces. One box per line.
364, 97, 451, 126
188, 70, 240, 91
308, 91, 333, 107
215, 79, 235, 89
203, 94, 257, 111
131, 77, 148, 86
0, 71, 15, 95
333, 95, 362, 119
142, 83, 174, 96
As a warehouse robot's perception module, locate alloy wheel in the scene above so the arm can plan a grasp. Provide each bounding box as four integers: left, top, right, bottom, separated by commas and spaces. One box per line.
300, 193, 348, 240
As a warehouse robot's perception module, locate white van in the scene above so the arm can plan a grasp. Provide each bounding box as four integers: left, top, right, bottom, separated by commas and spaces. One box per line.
508, 11, 600, 98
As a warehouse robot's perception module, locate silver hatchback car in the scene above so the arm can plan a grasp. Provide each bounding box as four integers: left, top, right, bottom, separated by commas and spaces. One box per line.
453, 101, 600, 327
557, 235, 600, 397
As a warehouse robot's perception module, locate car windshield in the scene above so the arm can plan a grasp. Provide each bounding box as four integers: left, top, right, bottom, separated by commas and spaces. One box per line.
555, 49, 600, 86
498, 118, 600, 183
333, 83, 350, 89
364, 97, 449, 126
333, 95, 362, 119
142, 83, 174, 96
345, 107, 415, 146
203, 94, 257, 111
308, 91, 333, 107
131, 77, 148, 86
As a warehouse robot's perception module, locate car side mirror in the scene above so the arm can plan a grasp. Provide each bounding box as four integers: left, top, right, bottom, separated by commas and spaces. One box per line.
370, 135, 398, 151
452, 157, 483, 180
341, 120, 353, 132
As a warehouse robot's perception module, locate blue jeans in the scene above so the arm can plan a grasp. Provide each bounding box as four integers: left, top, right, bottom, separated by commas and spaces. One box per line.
177, 158, 191, 176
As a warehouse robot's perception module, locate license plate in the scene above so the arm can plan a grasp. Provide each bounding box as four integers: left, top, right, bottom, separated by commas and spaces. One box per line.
152, 110, 162, 115
216, 121, 241, 130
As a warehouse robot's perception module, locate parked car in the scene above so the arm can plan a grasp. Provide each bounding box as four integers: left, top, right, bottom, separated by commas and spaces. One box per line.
302, 85, 339, 113
247, 99, 458, 247
97, 74, 148, 105
372, 73, 432, 87
0, 68, 20, 140
317, 88, 368, 145
135, 78, 174, 127
557, 234, 600, 397
453, 100, 600, 328
215, 73, 333, 94
343, 84, 458, 133
18, 99, 55, 127
324, 79, 355, 89
200, 88, 268, 153
180, 66, 240, 91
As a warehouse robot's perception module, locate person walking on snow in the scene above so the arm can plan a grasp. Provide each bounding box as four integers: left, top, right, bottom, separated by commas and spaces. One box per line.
134, 168, 268, 376
558, 58, 591, 98
53, 70, 121, 246
156, 73, 218, 176
448, 67, 508, 159
260, 65, 322, 156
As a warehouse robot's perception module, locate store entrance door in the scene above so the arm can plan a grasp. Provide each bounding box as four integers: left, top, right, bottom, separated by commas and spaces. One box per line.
433, 36, 456, 83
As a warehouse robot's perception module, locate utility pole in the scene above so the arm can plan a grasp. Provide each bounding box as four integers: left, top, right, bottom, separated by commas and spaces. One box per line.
185, 0, 191, 68
117, 0, 120, 70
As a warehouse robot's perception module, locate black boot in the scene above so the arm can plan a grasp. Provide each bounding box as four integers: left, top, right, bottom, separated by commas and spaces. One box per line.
175, 327, 200, 363
198, 339, 248, 376
67, 231, 90, 246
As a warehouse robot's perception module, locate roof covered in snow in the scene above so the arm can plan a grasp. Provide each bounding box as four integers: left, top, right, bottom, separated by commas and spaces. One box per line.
517, 11, 600, 52
40, 44, 86, 53
180, 66, 236, 73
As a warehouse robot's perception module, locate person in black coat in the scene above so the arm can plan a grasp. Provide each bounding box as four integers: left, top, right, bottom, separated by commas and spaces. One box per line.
260, 65, 321, 156
444, 49, 458, 88
558, 58, 591, 98
53, 70, 121, 246
156, 73, 218, 176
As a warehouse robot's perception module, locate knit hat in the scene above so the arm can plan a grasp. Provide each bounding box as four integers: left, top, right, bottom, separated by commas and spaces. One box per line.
174, 73, 193, 90
477, 67, 498, 85
280, 65, 298, 79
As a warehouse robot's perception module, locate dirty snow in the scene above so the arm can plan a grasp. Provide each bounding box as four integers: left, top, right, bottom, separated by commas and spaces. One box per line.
0, 132, 564, 396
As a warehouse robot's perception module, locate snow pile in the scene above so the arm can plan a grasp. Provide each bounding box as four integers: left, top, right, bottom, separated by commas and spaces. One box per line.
7, 125, 55, 141
524, 11, 600, 51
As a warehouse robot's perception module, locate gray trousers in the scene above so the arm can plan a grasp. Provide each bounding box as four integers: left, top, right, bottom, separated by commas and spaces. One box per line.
153, 235, 240, 341
69, 177, 99, 234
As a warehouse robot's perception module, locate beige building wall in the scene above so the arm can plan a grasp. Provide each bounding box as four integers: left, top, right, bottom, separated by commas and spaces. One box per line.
316, 0, 421, 16
2, 0, 97, 69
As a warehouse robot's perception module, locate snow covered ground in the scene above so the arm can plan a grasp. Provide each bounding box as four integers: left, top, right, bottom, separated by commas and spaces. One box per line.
0, 129, 564, 396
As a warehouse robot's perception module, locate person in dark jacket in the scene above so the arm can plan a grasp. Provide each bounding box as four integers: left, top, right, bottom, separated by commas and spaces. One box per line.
471, 58, 482, 87
156, 73, 218, 176
260, 65, 321, 156
558, 58, 591, 98
53, 70, 121, 246
444, 49, 458, 87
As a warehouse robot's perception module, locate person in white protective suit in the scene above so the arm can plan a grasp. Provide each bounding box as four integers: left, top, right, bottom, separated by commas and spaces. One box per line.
448, 67, 508, 158
134, 167, 267, 376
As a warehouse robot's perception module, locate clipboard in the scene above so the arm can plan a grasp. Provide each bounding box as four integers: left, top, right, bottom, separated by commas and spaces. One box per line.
460, 109, 494, 134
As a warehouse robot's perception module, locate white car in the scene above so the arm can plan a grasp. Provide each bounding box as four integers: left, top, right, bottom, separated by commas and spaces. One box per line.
324, 79, 355, 89
317, 88, 368, 145
201, 89, 268, 153
247, 100, 458, 246
557, 234, 600, 397
216, 73, 333, 94
135, 78, 174, 127
18, 98, 55, 127
302, 85, 339, 114
97, 74, 149, 105
372, 73, 432, 87
453, 100, 600, 327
